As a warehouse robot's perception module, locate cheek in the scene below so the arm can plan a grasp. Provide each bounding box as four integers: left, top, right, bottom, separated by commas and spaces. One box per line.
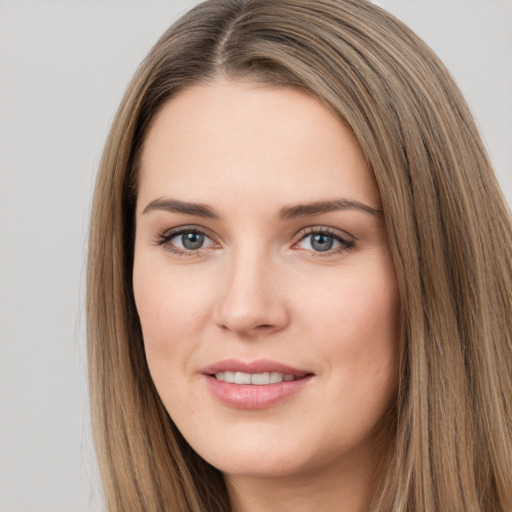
349, 279, 399, 357
133, 261, 207, 417
353, 272, 400, 404
348, 269, 400, 372
307, 259, 400, 399
134, 251, 208, 335
303, 260, 399, 346
132, 254, 205, 376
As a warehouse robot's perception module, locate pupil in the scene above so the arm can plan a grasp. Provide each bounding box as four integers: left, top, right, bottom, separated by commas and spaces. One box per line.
311, 234, 333, 252
182, 232, 204, 250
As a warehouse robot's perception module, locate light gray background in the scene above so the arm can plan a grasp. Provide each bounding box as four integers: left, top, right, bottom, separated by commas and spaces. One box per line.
0, 1, 510, 511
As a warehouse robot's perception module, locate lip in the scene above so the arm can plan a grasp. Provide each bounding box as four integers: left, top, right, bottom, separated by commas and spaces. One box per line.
202, 358, 311, 377
202, 359, 314, 409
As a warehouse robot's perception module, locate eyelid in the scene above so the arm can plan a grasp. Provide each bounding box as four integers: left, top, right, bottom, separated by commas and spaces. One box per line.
293, 226, 356, 254
295, 225, 356, 241
155, 225, 221, 255
153, 224, 356, 256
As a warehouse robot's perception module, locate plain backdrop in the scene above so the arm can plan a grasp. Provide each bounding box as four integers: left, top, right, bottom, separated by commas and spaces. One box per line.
0, 1, 510, 511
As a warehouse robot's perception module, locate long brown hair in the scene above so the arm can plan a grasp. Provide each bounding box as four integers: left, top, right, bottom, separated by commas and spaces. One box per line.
87, 1, 512, 510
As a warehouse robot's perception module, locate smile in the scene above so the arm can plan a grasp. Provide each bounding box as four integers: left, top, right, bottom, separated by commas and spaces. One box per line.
203, 359, 313, 409
214, 371, 297, 384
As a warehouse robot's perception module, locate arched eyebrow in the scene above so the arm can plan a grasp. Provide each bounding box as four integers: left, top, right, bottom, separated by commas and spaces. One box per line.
278, 199, 382, 219
141, 197, 382, 219
142, 198, 219, 218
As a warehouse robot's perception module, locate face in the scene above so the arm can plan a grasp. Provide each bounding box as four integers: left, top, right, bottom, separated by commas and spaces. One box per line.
133, 80, 399, 482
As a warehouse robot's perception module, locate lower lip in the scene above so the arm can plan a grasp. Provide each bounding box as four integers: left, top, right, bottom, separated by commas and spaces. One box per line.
204, 375, 312, 409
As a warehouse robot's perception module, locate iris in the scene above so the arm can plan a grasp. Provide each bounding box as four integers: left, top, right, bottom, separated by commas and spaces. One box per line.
311, 233, 334, 252
182, 232, 205, 250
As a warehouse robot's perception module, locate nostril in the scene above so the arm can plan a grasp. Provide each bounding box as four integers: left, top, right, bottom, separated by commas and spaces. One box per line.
212, 281, 290, 335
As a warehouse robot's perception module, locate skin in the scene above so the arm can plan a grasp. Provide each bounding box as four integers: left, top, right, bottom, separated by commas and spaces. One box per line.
133, 80, 400, 512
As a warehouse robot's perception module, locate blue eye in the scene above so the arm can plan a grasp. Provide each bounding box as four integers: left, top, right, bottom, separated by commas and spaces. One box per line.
297, 230, 354, 254
179, 232, 205, 250
310, 233, 335, 251
158, 228, 216, 253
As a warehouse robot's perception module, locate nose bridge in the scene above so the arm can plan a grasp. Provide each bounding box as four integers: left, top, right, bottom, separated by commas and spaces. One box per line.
214, 242, 288, 336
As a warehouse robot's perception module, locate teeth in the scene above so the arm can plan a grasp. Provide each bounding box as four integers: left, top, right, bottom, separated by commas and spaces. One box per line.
251, 372, 271, 385
270, 372, 283, 383
224, 371, 235, 383
214, 371, 297, 384
235, 371, 252, 384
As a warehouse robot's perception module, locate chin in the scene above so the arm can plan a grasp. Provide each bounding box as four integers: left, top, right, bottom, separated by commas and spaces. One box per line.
209, 454, 306, 479
188, 431, 311, 478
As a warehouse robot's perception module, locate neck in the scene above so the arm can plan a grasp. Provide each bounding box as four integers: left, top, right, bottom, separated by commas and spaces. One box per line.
225, 444, 386, 512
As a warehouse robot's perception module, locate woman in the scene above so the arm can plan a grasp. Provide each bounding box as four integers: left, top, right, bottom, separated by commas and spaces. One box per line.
87, 0, 512, 510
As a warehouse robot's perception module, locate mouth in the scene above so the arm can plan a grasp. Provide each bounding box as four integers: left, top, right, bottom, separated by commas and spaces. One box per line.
202, 359, 314, 409
212, 371, 300, 385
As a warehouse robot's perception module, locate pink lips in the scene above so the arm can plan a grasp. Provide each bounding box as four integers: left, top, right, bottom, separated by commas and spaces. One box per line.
202, 359, 313, 409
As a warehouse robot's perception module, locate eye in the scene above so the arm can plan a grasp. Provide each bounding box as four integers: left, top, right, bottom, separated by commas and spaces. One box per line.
295, 229, 354, 254
174, 231, 208, 250
156, 227, 217, 254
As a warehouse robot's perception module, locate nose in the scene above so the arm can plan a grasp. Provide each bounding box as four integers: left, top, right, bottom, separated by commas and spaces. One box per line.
213, 249, 289, 338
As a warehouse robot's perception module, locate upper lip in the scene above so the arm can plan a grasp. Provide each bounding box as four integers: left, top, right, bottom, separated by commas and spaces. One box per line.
202, 359, 312, 377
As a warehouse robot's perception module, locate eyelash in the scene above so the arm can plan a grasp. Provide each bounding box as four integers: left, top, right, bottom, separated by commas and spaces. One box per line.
155, 226, 216, 256
294, 227, 355, 256
155, 226, 355, 257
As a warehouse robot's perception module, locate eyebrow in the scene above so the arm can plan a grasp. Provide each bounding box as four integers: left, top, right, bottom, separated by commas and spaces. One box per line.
278, 199, 382, 220
142, 198, 219, 218
142, 197, 382, 219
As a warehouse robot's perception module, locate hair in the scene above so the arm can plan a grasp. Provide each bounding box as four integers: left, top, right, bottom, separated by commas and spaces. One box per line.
87, 0, 512, 510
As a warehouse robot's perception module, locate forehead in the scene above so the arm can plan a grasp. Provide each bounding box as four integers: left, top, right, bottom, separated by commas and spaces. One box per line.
138, 80, 380, 211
